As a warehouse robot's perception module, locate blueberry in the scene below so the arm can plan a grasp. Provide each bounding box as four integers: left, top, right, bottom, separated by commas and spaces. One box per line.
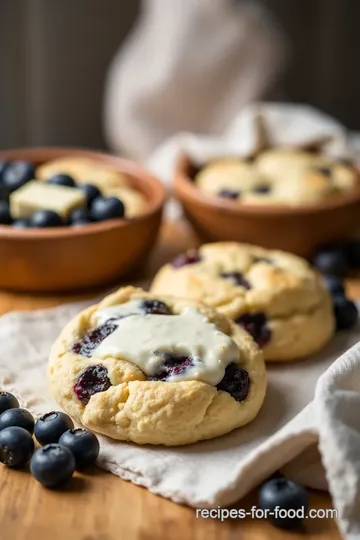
313, 249, 348, 276
90, 196, 125, 221
69, 207, 90, 224
12, 219, 30, 228
171, 250, 201, 268
30, 210, 63, 228
345, 241, 360, 269
59, 428, 100, 469
0, 164, 12, 202
2, 161, 35, 192
72, 322, 118, 358
47, 173, 75, 187
236, 312, 271, 348
149, 355, 193, 381
78, 184, 101, 207
34, 411, 74, 446
0, 161, 9, 181
0, 408, 34, 434
217, 189, 240, 199
220, 271, 251, 290
73, 365, 112, 404
216, 363, 250, 402
259, 477, 309, 530
0, 185, 9, 203
30, 443, 75, 488
315, 166, 332, 177
323, 274, 345, 296
0, 392, 19, 414
0, 426, 34, 468
333, 296, 358, 330
141, 300, 172, 315
0, 201, 12, 224
252, 184, 271, 194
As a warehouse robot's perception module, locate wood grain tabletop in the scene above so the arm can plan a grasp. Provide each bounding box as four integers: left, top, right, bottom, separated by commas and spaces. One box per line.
0, 222, 347, 540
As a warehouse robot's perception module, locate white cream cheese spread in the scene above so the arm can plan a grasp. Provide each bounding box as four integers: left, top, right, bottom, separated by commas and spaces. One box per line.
93, 306, 239, 385
94, 300, 144, 325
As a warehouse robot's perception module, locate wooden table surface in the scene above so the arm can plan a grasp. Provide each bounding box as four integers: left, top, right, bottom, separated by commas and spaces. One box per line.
0, 222, 349, 540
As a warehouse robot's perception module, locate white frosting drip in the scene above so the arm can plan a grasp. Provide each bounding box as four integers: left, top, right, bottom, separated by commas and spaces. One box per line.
93, 307, 239, 385
95, 300, 143, 325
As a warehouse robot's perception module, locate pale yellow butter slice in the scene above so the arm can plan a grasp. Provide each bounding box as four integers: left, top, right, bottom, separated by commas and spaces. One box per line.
10, 181, 86, 219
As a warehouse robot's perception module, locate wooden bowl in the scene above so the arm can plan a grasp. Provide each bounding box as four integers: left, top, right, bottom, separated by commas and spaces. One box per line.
0, 147, 165, 292
174, 155, 360, 257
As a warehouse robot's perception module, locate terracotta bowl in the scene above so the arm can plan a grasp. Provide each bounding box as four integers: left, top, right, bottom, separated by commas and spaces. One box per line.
0, 147, 165, 292
174, 155, 360, 257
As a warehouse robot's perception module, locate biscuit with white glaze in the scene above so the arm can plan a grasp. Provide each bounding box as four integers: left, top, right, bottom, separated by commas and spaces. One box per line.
48, 286, 266, 446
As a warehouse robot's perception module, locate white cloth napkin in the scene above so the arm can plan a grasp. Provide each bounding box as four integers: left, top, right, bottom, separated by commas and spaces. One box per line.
0, 301, 360, 539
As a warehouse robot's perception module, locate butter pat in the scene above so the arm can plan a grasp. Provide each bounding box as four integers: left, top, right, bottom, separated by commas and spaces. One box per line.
10, 181, 86, 219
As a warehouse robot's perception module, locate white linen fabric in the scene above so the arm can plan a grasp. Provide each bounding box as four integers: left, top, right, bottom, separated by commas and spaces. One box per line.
0, 301, 359, 539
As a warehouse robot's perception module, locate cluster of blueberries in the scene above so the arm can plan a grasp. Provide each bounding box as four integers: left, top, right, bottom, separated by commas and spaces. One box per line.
313, 241, 360, 330
0, 392, 309, 530
0, 160, 125, 228
0, 391, 99, 488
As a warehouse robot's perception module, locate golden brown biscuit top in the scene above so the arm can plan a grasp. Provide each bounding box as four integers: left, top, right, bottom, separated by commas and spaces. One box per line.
151, 242, 330, 319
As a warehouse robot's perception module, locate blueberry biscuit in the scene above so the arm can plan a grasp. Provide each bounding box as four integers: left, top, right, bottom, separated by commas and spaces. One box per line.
151, 243, 335, 361
48, 286, 266, 446
195, 149, 359, 205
